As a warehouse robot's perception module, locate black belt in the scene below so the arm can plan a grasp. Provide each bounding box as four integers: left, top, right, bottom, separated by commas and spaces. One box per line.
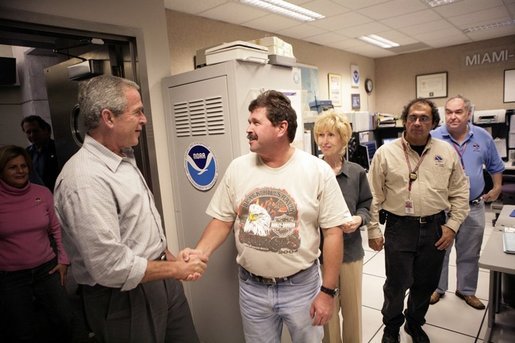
384, 210, 444, 224
154, 251, 167, 261
469, 197, 482, 205
240, 264, 313, 285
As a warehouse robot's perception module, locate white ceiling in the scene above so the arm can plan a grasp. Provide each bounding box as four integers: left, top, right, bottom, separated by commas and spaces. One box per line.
164, 0, 515, 58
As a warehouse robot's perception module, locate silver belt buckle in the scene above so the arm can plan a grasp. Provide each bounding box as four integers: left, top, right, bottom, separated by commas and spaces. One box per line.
419, 216, 427, 224
471, 198, 481, 205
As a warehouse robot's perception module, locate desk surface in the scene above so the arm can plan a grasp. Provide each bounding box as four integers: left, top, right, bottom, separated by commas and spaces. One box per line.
479, 230, 515, 274
494, 205, 515, 229
504, 161, 515, 171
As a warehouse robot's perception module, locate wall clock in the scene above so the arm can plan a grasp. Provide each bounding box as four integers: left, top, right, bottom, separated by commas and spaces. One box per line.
365, 78, 374, 94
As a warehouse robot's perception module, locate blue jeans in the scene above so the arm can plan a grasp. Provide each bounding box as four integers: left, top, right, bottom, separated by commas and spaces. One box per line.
436, 201, 485, 295
239, 263, 323, 343
0, 258, 73, 343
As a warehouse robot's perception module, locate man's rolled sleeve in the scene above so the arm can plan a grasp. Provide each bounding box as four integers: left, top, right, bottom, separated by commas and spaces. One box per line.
121, 257, 148, 291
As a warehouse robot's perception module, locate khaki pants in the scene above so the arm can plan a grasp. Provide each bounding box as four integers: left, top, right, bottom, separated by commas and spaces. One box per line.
323, 259, 363, 343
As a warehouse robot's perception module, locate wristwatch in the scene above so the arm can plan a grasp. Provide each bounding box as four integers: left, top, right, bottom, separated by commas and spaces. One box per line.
320, 285, 340, 297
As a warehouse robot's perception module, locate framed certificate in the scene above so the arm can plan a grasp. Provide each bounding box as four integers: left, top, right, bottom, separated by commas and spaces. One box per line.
351, 94, 360, 110
328, 73, 342, 106
416, 72, 447, 99
504, 69, 515, 103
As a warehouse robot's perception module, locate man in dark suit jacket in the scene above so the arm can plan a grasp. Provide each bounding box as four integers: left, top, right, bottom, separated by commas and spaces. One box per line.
21, 115, 59, 192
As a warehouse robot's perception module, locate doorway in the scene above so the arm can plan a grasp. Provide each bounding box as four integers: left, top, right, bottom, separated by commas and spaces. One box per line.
0, 18, 153, 187
0, 18, 154, 342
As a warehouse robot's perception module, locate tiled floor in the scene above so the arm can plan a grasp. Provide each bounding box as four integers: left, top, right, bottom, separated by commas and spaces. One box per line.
361, 206, 513, 342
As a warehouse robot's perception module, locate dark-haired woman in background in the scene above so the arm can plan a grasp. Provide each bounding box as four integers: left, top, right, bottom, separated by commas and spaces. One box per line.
0, 145, 72, 343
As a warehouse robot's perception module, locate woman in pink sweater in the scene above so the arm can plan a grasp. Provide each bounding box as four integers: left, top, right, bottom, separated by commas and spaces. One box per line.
0, 145, 72, 342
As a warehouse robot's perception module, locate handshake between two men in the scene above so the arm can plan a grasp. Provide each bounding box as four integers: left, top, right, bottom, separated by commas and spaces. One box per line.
153, 248, 209, 282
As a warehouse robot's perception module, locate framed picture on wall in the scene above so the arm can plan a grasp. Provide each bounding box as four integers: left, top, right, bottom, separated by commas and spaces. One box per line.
351, 93, 360, 110
328, 73, 342, 106
416, 72, 447, 99
504, 69, 515, 103
351, 64, 360, 88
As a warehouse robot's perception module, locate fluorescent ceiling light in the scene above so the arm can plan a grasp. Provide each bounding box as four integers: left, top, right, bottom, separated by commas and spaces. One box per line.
358, 34, 400, 49
240, 0, 325, 22
463, 19, 515, 33
424, 0, 462, 7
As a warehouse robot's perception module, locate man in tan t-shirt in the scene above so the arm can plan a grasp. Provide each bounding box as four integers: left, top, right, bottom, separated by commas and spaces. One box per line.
184, 90, 352, 342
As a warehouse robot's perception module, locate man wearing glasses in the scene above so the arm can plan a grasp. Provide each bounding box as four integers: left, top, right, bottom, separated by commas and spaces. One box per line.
430, 95, 504, 310
367, 98, 469, 343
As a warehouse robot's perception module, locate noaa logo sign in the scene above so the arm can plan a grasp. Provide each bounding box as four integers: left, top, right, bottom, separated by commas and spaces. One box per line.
184, 143, 218, 191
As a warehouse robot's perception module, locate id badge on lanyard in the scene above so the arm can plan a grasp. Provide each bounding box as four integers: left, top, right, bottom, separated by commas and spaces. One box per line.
402, 141, 427, 215
405, 199, 415, 214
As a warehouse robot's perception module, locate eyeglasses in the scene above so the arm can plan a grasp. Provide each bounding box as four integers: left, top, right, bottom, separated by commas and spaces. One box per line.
407, 114, 431, 123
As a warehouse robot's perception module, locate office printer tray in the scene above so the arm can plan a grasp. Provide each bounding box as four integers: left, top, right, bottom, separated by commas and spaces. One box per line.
205, 41, 269, 65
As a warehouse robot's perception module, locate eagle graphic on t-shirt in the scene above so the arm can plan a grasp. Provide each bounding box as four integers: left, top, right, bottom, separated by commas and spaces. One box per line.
244, 203, 272, 236
238, 187, 300, 254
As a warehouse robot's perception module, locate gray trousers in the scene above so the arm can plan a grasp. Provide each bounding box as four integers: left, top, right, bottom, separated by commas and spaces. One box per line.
436, 201, 485, 295
81, 279, 199, 343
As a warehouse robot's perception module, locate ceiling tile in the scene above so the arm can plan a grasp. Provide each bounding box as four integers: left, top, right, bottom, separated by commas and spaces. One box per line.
433, 0, 503, 17
465, 26, 515, 40
357, 0, 427, 20
309, 12, 373, 30
376, 30, 419, 45
380, 9, 442, 29
397, 19, 455, 35
304, 31, 346, 44
413, 28, 470, 46
424, 35, 472, 48
335, 21, 391, 38
164, 0, 514, 58
277, 23, 326, 39
201, 3, 265, 24
449, 6, 511, 28
244, 14, 302, 32
347, 44, 397, 58
163, 0, 227, 15
301, 0, 349, 16
331, 0, 394, 11
326, 38, 369, 50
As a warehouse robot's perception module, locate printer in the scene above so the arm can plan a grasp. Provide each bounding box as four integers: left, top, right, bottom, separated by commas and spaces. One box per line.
472, 109, 506, 124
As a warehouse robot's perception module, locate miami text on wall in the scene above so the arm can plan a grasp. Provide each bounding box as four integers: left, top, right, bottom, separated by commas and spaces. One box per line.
465, 49, 515, 66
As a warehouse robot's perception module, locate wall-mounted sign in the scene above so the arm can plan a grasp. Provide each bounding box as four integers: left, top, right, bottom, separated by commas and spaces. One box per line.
351, 64, 360, 88
328, 73, 342, 107
465, 49, 514, 66
351, 94, 361, 110
184, 143, 218, 191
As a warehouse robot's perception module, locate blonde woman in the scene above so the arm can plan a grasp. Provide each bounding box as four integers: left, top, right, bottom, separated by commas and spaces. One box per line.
315, 110, 380, 343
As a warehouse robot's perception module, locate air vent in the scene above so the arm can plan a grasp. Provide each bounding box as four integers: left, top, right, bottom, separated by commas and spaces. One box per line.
172, 96, 225, 137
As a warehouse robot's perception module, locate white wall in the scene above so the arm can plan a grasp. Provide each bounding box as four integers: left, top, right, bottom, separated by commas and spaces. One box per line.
0, 0, 180, 251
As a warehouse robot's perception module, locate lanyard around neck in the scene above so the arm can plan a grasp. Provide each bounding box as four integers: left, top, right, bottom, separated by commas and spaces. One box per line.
451, 142, 467, 169
402, 140, 428, 192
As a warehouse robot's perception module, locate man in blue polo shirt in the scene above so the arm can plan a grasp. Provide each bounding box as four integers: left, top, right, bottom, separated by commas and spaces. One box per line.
430, 95, 504, 309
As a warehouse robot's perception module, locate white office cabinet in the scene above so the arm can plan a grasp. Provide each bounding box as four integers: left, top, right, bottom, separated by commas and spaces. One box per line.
162, 60, 300, 343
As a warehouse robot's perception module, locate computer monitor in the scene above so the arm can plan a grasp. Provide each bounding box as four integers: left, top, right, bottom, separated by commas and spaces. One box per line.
361, 141, 377, 166
382, 137, 396, 145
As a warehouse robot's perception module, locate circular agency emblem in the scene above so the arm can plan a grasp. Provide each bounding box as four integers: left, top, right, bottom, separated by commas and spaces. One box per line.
184, 143, 218, 191
352, 69, 360, 85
